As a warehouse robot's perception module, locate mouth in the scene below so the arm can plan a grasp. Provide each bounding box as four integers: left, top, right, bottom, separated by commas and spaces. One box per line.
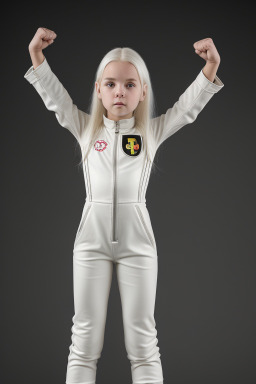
114, 103, 125, 105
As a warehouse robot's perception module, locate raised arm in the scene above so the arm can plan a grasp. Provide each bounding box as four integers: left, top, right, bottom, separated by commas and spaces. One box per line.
24, 27, 89, 145
150, 38, 224, 150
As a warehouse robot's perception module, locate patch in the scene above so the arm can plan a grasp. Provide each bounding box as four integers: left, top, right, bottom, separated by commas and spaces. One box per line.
122, 135, 142, 157
94, 140, 108, 152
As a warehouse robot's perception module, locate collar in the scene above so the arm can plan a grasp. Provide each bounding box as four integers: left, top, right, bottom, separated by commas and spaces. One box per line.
103, 113, 135, 132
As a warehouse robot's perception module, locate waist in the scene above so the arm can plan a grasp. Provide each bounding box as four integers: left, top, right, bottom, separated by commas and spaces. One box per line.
85, 198, 147, 205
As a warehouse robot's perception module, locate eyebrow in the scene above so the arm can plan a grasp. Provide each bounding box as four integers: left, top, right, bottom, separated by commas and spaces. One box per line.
103, 77, 138, 82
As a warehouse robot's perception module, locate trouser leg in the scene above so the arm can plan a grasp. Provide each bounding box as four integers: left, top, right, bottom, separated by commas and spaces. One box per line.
116, 255, 164, 384
65, 256, 113, 384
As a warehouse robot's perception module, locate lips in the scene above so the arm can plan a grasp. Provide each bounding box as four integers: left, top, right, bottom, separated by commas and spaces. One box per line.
115, 102, 124, 105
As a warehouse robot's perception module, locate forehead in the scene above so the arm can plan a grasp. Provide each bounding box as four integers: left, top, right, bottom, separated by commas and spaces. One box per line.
102, 60, 140, 80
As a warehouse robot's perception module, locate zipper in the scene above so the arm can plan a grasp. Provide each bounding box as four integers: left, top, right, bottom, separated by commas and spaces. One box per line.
112, 120, 120, 243
135, 204, 155, 247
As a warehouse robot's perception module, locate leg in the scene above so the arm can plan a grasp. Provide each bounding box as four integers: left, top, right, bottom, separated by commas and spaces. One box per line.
65, 255, 113, 384
116, 255, 164, 384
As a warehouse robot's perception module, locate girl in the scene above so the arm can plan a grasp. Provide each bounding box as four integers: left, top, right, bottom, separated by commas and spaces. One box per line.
24, 27, 224, 384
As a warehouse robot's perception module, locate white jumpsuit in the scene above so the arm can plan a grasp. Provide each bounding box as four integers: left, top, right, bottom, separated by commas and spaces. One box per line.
24, 58, 224, 384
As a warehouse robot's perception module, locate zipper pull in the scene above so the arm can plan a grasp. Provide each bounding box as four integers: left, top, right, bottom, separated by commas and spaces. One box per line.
115, 120, 120, 133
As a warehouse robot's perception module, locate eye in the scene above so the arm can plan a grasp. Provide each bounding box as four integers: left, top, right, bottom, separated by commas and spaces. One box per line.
105, 82, 135, 88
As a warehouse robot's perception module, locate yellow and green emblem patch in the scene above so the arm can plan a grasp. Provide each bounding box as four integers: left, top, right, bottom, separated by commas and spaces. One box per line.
122, 135, 142, 156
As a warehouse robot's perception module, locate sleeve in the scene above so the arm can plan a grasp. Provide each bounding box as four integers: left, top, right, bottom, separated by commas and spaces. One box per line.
24, 57, 89, 144
150, 68, 224, 150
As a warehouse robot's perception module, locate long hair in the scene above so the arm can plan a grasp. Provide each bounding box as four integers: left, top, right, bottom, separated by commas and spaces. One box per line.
76, 47, 161, 174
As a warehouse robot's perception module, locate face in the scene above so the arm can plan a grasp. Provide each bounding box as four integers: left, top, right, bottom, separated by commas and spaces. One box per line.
95, 60, 147, 121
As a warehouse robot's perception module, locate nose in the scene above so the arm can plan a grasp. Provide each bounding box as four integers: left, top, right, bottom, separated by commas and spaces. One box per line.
115, 85, 125, 97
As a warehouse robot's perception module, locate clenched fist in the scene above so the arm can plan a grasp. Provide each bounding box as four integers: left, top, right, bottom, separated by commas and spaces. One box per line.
193, 38, 220, 65
29, 27, 57, 53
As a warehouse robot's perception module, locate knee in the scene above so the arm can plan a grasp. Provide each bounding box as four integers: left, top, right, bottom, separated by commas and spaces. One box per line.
127, 346, 161, 364
123, 318, 161, 360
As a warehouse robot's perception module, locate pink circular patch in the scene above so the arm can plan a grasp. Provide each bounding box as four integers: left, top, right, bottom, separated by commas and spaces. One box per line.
94, 140, 108, 152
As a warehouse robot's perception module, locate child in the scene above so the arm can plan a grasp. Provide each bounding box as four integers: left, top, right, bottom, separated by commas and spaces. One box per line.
24, 27, 224, 384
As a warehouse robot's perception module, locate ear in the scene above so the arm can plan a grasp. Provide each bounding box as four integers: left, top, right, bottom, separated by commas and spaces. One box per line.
95, 81, 102, 100
140, 83, 147, 102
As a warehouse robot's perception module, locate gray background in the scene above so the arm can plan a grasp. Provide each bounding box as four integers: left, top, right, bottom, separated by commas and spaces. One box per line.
2, 1, 255, 383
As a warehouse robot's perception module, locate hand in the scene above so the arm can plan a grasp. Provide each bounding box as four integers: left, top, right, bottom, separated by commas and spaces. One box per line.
29, 27, 57, 53
193, 38, 220, 65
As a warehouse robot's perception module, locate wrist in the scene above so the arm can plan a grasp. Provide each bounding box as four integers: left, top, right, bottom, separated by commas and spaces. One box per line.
206, 60, 220, 67
28, 45, 43, 55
